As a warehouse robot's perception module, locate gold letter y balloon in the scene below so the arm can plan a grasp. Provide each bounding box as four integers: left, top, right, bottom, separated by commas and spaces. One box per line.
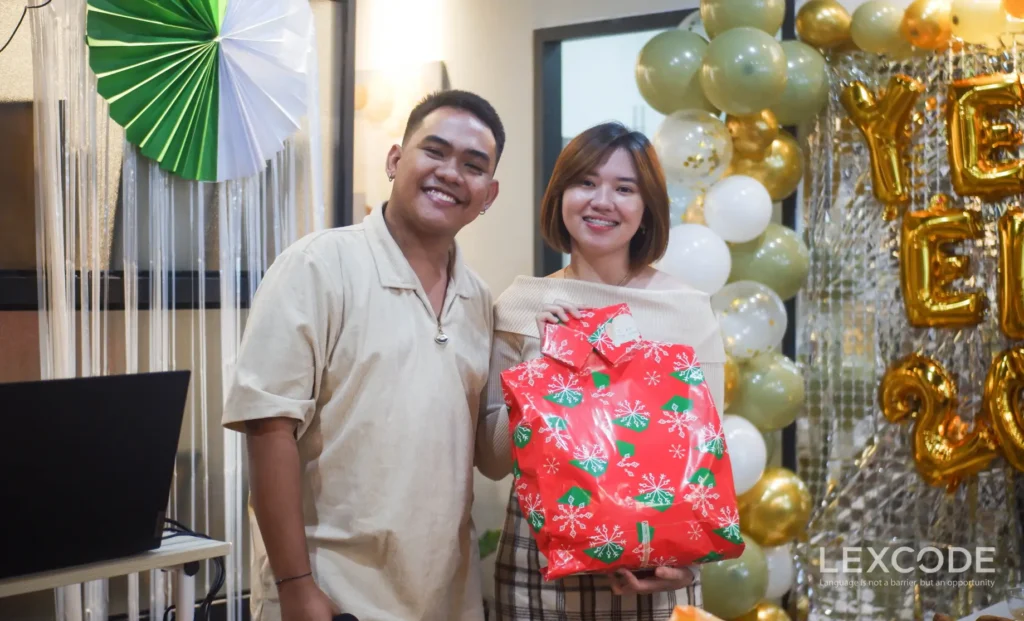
840, 75, 924, 217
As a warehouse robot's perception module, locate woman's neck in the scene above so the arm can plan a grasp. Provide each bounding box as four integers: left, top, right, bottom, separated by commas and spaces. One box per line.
566, 251, 632, 286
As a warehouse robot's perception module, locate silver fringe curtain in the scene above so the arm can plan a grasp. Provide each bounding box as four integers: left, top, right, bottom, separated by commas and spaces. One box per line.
27, 1, 326, 620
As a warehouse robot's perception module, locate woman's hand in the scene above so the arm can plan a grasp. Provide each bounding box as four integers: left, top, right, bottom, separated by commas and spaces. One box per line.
610, 566, 698, 595
536, 300, 581, 337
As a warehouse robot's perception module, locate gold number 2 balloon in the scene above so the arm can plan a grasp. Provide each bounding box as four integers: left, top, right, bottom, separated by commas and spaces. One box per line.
879, 353, 998, 490
840, 74, 924, 218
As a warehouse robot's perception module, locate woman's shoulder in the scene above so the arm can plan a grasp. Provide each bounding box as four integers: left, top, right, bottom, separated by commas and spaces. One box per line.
641, 268, 709, 296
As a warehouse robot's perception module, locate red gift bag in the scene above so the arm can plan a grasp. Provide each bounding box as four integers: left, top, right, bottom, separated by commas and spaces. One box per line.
499, 303, 744, 580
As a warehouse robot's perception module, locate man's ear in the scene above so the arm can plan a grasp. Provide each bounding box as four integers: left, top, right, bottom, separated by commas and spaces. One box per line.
481, 179, 500, 213
385, 144, 402, 179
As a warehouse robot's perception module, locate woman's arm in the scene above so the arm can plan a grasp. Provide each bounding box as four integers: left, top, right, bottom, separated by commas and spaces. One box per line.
475, 330, 526, 481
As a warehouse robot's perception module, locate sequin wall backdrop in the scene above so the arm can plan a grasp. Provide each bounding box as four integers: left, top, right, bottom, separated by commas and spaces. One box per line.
796, 44, 1024, 620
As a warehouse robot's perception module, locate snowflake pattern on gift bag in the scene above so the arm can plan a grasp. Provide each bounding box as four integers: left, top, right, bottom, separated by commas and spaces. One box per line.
500, 303, 744, 580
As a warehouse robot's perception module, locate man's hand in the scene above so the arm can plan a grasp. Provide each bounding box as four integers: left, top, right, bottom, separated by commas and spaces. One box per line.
278, 576, 341, 621
610, 566, 697, 595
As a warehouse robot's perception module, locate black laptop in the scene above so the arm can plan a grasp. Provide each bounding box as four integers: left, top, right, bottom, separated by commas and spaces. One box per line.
0, 370, 191, 580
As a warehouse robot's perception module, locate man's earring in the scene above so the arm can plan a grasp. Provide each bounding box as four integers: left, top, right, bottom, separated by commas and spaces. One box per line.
387, 172, 394, 182
480, 210, 486, 215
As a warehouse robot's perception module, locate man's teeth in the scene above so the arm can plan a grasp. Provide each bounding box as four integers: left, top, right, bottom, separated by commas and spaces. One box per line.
584, 217, 617, 226
427, 189, 458, 204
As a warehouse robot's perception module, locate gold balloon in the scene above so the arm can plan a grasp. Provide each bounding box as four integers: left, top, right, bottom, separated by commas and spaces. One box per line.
792, 596, 810, 621
1000, 209, 1024, 339
984, 347, 1024, 473
726, 110, 779, 162
682, 194, 706, 225
733, 602, 793, 621
947, 73, 1024, 201
354, 84, 368, 111
1006, 0, 1024, 19
900, 0, 953, 50
796, 0, 852, 49
737, 467, 812, 547
728, 130, 804, 200
840, 75, 924, 218
879, 353, 999, 490
724, 355, 740, 410
899, 194, 986, 328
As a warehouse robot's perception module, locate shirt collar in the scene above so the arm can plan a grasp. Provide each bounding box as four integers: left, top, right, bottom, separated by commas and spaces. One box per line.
365, 203, 474, 298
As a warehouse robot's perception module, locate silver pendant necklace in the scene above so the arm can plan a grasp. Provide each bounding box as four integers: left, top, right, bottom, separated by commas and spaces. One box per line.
434, 251, 454, 345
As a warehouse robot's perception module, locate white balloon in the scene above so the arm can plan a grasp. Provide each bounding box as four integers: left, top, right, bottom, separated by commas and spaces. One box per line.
722, 414, 767, 494
655, 224, 731, 294
703, 175, 773, 242
764, 544, 796, 599
711, 281, 787, 359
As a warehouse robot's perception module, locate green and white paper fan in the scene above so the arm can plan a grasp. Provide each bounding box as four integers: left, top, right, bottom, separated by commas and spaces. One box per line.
86, 0, 314, 182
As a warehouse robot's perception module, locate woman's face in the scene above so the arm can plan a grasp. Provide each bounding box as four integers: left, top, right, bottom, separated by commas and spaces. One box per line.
561, 147, 646, 260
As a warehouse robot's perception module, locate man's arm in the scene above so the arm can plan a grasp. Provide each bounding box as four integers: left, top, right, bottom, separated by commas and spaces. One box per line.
221, 244, 342, 620
246, 417, 310, 582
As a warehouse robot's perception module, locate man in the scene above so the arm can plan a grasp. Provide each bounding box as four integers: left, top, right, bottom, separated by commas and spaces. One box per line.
222, 89, 504, 621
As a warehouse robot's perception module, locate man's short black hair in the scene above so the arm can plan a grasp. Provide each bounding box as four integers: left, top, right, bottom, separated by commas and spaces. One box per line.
401, 89, 506, 168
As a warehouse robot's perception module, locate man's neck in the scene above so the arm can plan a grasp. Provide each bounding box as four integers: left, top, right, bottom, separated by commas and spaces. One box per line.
383, 202, 452, 273
567, 250, 631, 286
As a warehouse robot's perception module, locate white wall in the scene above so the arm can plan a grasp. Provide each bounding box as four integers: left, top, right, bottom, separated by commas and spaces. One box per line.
535, 0, 698, 29
561, 29, 668, 138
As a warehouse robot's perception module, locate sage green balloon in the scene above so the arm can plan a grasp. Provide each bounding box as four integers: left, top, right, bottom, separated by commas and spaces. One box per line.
730, 352, 806, 432
728, 222, 810, 301
700, 0, 786, 38
636, 30, 716, 114
770, 41, 828, 126
702, 536, 769, 619
699, 27, 787, 116
850, 0, 914, 57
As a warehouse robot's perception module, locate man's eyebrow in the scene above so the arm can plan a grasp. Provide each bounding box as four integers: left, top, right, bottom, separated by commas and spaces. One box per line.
422, 134, 491, 164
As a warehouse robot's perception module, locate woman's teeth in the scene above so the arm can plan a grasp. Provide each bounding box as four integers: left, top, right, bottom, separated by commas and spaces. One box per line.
584, 216, 617, 227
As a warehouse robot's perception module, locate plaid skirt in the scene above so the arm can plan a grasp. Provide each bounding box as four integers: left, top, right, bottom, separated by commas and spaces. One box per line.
492, 486, 702, 621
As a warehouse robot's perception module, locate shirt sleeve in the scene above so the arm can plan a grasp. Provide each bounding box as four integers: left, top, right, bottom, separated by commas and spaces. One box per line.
221, 243, 339, 438
474, 329, 524, 481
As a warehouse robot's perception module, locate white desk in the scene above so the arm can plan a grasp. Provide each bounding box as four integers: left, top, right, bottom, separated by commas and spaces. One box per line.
0, 535, 231, 621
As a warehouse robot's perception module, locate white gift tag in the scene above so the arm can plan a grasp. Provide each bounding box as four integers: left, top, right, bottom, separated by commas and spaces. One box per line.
607, 314, 640, 346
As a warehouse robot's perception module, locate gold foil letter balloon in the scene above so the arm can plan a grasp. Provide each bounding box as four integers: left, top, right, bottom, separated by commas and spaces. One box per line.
947, 73, 1024, 200
985, 348, 1024, 473
899, 195, 986, 328
839, 75, 923, 216
1000, 209, 1024, 339
879, 353, 998, 489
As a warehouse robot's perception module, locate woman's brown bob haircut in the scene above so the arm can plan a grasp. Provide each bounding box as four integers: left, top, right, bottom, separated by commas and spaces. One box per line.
539, 122, 671, 272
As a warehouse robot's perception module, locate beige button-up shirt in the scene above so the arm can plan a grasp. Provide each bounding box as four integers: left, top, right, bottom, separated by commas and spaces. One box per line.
223, 205, 493, 621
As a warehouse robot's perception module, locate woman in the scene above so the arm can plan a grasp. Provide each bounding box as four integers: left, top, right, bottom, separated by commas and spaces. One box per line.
475, 122, 726, 620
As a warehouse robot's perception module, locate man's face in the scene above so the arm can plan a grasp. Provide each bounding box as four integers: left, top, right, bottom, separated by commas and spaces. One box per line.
386, 107, 500, 238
